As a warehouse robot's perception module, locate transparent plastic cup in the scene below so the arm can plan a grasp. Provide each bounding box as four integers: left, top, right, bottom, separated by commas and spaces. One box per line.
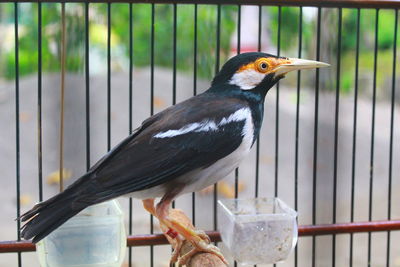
36, 200, 126, 267
218, 197, 297, 265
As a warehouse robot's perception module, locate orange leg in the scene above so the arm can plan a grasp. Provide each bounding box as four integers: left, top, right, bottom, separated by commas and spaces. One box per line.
143, 199, 179, 238
142, 198, 156, 216
143, 199, 182, 263
155, 198, 227, 265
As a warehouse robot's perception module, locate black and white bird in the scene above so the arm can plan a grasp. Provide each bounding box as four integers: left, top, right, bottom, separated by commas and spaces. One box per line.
20, 52, 328, 263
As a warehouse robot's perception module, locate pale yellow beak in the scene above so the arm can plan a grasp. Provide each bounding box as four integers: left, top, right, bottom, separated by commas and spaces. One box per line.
274, 58, 330, 76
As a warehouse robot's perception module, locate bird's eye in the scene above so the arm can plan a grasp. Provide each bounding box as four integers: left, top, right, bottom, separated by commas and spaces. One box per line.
257, 61, 269, 73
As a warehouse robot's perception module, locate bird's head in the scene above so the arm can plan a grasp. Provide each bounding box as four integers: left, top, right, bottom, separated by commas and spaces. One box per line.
211, 52, 329, 94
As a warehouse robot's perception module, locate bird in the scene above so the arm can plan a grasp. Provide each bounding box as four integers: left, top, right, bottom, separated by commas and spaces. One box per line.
20, 52, 328, 264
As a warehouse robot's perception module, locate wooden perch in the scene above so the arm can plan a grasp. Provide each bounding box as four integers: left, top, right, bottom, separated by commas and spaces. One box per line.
160, 209, 227, 267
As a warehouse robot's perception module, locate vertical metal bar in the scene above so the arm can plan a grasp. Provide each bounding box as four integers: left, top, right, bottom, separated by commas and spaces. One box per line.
150, 4, 155, 266
172, 3, 177, 212
193, 4, 198, 98
37, 2, 43, 202
255, 5, 262, 200
312, 7, 322, 267
234, 4, 241, 200
349, 8, 360, 267
274, 5, 281, 198
213, 4, 221, 235
368, 9, 379, 267
151, 4, 155, 117
59, 2, 66, 192
254, 8, 262, 267
14, 3, 22, 266
386, 8, 397, 267
129, 5, 133, 134
332, 7, 342, 267
107, 2, 111, 151
215, 5, 221, 74
192, 3, 198, 225
234, 7, 241, 265
237, 5, 241, 54
85, 2, 90, 172
128, 3, 133, 267
294, 7, 303, 267
172, 3, 177, 106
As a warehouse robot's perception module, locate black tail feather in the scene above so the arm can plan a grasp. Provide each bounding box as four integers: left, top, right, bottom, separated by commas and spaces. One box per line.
20, 188, 86, 243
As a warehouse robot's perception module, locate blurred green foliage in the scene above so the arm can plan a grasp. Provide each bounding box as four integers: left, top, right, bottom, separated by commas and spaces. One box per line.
0, 4, 398, 94
0, 3, 235, 80
267, 7, 399, 93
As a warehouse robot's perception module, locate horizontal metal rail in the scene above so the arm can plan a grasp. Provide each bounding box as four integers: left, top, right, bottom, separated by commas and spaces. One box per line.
2, 0, 400, 8
1, 219, 399, 253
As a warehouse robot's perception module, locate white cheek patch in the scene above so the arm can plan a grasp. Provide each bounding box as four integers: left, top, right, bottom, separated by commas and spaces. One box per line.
229, 69, 266, 90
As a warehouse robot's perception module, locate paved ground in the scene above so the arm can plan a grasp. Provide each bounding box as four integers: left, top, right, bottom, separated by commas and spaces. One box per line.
0, 69, 399, 266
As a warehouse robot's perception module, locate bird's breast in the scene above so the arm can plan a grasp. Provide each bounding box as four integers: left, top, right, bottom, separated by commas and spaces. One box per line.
179, 109, 255, 194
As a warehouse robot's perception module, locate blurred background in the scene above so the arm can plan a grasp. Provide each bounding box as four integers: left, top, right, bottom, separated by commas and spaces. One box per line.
0, 3, 399, 266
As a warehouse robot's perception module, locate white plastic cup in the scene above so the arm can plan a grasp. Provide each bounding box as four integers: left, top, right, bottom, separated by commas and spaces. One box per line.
36, 200, 126, 267
218, 197, 298, 265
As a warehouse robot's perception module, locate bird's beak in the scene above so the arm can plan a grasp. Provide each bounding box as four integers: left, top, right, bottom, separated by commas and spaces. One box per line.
273, 58, 330, 77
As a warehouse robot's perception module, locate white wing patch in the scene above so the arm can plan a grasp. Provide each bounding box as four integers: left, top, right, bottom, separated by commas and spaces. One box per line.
229, 69, 266, 90
154, 108, 252, 139
153, 123, 205, 138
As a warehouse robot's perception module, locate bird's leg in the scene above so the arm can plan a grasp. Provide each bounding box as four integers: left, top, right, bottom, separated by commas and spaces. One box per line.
142, 198, 156, 216
143, 198, 183, 263
142, 199, 180, 241
155, 197, 227, 265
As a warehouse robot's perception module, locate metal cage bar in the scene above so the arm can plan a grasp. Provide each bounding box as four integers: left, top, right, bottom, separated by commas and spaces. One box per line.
37, 2, 43, 203
192, 3, 198, 226
213, 4, 221, 240
311, 7, 321, 267
128, 3, 134, 267
368, 8, 379, 266
349, 7, 361, 267
274, 5, 281, 199
13, 3, 22, 267
294, 6, 303, 267
2, 220, 400, 253
387, 9, 398, 267
150, 4, 155, 266
332, 7, 342, 267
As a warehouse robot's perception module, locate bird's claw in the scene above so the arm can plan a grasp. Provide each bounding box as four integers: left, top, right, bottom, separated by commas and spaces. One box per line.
170, 235, 184, 264
159, 210, 227, 266
176, 230, 227, 266
194, 229, 211, 243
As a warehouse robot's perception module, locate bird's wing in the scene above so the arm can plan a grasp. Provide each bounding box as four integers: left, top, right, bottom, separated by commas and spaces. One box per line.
72, 94, 250, 205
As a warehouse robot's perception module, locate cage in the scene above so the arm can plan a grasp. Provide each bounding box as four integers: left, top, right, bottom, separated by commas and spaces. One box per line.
0, 0, 400, 266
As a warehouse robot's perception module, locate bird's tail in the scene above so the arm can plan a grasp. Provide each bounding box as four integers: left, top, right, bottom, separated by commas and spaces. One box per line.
19, 177, 91, 243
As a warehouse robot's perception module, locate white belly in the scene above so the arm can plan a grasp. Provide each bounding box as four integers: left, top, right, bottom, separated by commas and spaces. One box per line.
180, 135, 253, 194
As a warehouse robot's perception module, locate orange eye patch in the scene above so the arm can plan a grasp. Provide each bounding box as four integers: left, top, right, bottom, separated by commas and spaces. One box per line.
237, 57, 291, 74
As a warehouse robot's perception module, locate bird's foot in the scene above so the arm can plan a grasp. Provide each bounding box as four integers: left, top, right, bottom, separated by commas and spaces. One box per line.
164, 225, 226, 266
155, 203, 227, 265
163, 228, 185, 264
176, 229, 227, 266
164, 229, 208, 265
170, 234, 184, 264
